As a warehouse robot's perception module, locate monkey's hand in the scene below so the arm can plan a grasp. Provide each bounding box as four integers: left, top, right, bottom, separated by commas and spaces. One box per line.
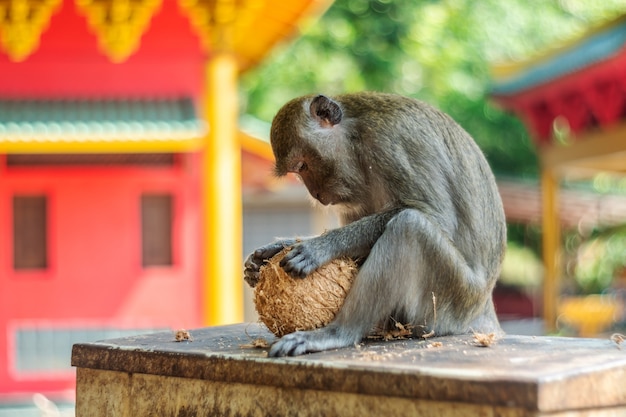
269, 325, 357, 357
279, 237, 335, 278
243, 239, 297, 287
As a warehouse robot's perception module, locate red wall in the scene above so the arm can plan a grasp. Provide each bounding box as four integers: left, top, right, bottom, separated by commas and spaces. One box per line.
0, 155, 202, 395
0, 0, 209, 397
0, 0, 205, 98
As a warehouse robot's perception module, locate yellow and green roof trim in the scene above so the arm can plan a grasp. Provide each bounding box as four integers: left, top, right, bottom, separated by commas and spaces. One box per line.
492, 15, 626, 96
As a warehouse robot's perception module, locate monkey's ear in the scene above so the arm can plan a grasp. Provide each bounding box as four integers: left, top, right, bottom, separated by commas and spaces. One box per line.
309, 95, 343, 128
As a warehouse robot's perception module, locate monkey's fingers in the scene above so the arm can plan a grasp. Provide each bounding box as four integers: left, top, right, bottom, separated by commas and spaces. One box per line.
243, 269, 259, 288
253, 247, 274, 259
254, 240, 295, 260
244, 254, 261, 271
243, 254, 262, 287
279, 248, 317, 278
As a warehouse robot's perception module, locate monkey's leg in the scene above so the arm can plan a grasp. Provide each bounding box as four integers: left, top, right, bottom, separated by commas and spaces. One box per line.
269, 209, 499, 357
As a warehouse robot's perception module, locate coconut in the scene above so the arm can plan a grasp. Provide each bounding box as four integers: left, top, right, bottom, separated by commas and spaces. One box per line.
254, 248, 358, 337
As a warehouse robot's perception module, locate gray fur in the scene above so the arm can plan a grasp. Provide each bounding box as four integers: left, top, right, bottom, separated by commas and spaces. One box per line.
243, 92, 506, 357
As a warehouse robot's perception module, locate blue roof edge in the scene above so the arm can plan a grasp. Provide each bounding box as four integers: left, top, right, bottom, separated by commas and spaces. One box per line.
491, 21, 626, 96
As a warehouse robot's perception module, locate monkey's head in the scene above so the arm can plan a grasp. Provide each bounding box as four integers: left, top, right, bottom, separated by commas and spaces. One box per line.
270, 94, 360, 207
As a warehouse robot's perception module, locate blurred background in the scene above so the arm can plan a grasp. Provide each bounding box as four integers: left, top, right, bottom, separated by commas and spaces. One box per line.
2, 0, 626, 414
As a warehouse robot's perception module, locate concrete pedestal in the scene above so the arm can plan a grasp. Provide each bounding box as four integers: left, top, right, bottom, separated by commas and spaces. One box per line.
72, 324, 626, 416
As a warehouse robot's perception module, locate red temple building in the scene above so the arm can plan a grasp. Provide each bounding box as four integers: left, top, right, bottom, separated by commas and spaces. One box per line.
0, 0, 331, 402
491, 15, 626, 332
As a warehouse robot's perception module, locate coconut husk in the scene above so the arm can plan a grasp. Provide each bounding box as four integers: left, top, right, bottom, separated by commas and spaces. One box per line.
254, 248, 357, 337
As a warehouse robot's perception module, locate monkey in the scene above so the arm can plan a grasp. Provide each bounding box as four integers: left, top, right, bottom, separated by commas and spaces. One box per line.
244, 92, 507, 357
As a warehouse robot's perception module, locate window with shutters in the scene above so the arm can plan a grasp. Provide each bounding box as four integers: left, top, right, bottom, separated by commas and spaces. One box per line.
13, 195, 48, 270
141, 194, 173, 267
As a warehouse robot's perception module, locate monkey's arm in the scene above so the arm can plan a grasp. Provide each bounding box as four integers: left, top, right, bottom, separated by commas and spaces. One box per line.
243, 238, 298, 287
280, 208, 401, 278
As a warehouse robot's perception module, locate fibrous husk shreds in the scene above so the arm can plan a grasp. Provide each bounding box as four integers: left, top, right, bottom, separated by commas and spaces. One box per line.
254, 248, 357, 337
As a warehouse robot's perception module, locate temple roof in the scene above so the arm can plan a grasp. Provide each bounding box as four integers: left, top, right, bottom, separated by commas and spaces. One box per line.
0, 98, 278, 160
0, 0, 333, 98
0, 0, 331, 154
490, 14, 626, 178
490, 14, 626, 148
0, 98, 205, 153
491, 15, 626, 96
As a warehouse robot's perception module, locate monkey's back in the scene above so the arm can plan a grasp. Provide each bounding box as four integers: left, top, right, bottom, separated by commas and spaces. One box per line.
337, 92, 507, 281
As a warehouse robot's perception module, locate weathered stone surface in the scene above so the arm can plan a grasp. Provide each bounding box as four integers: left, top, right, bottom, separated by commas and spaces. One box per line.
72, 324, 626, 416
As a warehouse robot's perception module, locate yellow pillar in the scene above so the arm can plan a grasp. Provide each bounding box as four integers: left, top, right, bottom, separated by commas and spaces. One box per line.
540, 168, 561, 333
202, 52, 243, 325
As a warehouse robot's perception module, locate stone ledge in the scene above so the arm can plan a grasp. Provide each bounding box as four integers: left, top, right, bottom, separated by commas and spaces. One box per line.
72, 324, 626, 416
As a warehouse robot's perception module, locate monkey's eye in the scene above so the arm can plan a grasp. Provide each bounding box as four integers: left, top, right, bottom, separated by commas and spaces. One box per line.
293, 161, 307, 173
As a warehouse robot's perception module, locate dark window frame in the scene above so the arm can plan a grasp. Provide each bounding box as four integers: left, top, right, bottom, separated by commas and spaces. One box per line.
13, 195, 48, 270
6, 153, 176, 167
141, 193, 174, 267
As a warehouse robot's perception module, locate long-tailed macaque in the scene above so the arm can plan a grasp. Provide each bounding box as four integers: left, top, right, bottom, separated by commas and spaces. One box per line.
244, 92, 506, 357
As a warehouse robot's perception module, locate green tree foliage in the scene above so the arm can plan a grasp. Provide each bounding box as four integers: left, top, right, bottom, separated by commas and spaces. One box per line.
574, 227, 626, 294
240, 0, 626, 178
242, 0, 626, 292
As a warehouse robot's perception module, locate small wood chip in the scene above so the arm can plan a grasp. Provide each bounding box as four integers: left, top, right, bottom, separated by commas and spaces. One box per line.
473, 332, 497, 347
240, 338, 270, 349
611, 333, 625, 349
421, 330, 435, 339
421, 292, 437, 339
174, 329, 193, 342
368, 321, 414, 341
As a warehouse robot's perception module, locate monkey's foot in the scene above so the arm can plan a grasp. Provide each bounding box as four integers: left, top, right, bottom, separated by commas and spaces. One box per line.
268, 327, 357, 357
